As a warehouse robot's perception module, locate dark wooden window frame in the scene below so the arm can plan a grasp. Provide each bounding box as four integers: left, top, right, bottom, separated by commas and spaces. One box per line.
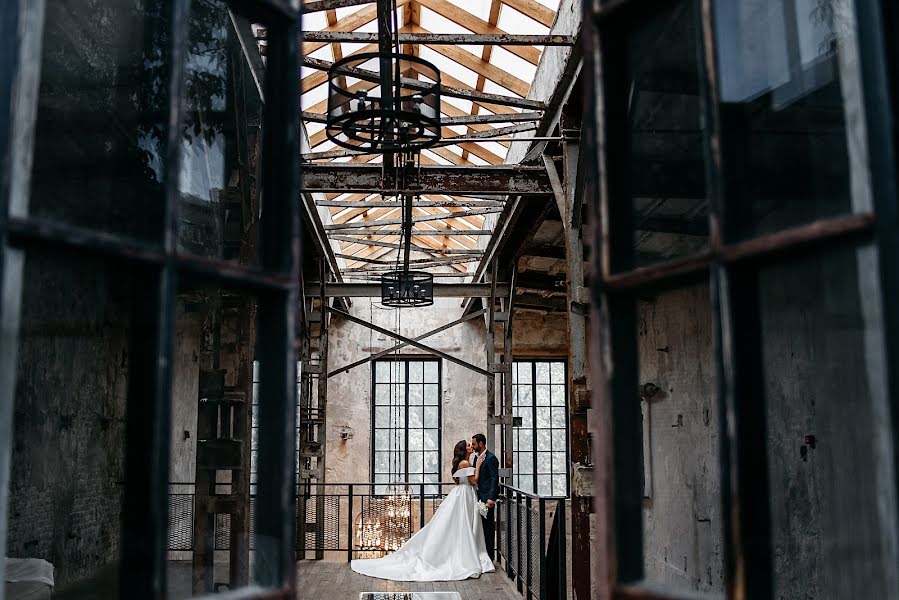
370, 357, 443, 495
586, 0, 899, 598
0, 1, 301, 598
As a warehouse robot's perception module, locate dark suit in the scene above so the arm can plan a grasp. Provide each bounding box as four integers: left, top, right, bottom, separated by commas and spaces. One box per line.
475, 449, 499, 559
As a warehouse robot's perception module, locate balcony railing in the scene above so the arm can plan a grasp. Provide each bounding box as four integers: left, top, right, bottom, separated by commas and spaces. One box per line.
496, 484, 567, 600
167, 481, 569, 600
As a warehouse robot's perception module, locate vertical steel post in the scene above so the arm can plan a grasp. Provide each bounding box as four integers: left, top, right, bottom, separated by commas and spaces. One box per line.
539, 498, 547, 600
347, 484, 354, 562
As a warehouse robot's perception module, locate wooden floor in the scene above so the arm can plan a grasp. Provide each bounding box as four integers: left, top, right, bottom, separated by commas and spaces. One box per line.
295, 560, 522, 600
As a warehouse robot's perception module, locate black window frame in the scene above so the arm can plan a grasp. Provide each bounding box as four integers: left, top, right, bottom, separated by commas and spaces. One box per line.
510, 358, 570, 498
586, 0, 899, 598
0, 1, 302, 598
370, 357, 442, 495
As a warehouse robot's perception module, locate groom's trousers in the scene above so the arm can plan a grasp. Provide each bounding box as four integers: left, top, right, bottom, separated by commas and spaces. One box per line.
482, 505, 496, 559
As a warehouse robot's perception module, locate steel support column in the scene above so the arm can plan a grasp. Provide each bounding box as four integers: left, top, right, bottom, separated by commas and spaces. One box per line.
560, 134, 592, 599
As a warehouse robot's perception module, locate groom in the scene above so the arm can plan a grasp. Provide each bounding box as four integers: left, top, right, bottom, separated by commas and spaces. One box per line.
471, 433, 499, 560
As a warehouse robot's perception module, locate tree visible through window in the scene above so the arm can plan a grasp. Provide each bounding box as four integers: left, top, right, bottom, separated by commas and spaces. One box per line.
372, 359, 441, 495
512, 360, 569, 497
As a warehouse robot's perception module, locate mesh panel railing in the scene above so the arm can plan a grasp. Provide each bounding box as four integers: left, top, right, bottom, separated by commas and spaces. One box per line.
497, 484, 568, 600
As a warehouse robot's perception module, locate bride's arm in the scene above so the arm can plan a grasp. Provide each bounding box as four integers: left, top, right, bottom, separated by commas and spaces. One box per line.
468, 455, 482, 485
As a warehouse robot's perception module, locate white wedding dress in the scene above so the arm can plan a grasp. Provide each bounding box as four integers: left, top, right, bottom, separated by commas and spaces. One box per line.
350, 467, 495, 581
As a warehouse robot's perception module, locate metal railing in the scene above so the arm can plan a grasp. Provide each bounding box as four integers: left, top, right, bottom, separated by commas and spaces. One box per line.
496, 484, 567, 600
167, 481, 569, 600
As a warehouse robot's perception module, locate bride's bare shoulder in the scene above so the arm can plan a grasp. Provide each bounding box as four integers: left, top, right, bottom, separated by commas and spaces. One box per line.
458, 460, 471, 468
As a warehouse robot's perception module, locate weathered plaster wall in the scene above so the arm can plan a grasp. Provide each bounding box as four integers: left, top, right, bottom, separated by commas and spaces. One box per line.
638, 283, 725, 593
326, 297, 491, 484
6, 254, 130, 586
761, 246, 899, 599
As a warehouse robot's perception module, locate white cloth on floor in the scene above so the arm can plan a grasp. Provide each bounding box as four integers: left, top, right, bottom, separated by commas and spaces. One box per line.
351, 467, 495, 582
4, 558, 54, 587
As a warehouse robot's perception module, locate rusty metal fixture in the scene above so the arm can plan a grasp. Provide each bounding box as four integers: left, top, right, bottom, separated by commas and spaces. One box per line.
326, 52, 441, 152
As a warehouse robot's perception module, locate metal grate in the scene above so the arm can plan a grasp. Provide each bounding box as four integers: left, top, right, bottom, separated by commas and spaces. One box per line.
167, 494, 194, 551
529, 504, 541, 597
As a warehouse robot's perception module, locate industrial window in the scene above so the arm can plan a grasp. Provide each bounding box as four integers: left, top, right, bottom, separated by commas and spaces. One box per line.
371, 359, 442, 495
0, 0, 301, 597
587, 0, 899, 598
511, 360, 569, 497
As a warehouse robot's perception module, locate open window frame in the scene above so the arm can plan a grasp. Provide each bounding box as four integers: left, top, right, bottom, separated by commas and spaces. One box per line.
0, 0, 302, 598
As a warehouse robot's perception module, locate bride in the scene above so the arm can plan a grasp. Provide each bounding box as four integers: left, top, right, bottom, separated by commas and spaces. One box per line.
350, 440, 495, 581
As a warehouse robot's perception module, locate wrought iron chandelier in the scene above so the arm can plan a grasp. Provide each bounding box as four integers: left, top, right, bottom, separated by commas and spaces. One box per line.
325, 0, 441, 152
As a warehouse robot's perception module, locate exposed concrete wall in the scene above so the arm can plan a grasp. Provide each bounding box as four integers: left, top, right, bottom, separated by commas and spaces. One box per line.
6, 254, 130, 586
638, 283, 725, 593
761, 246, 899, 599
325, 297, 491, 484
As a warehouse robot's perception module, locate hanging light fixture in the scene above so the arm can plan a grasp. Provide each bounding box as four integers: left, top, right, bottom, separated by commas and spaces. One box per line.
326, 52, 441, 152
380, 270, 434, 307
325, 0, 440, 153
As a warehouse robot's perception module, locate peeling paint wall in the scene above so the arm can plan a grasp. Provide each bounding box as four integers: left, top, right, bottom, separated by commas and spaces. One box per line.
638, 283, 725, 593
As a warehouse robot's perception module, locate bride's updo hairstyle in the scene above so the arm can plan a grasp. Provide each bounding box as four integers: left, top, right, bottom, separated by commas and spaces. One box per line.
451, 439, 468, 480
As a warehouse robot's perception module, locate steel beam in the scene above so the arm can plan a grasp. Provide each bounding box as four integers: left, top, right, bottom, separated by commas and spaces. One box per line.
301, 164, 551, 195
324, 207, 501, 230
301, 110, 541, 126
333, 229, 494, 235
305, 282, 510, 297
301, 32, 576, 45
301, 55, 545, 110
330, 235, 488, 254
317, 199, 505, 208
328, 307, 492, 377
328, 309, 488, 377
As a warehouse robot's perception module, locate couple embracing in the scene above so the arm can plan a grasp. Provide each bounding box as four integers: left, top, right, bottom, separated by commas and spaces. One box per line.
350, 434, 499, 582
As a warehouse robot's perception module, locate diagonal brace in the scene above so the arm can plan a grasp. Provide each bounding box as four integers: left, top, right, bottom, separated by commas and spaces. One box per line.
327, 307, 492, 377
328, 309, 488, 377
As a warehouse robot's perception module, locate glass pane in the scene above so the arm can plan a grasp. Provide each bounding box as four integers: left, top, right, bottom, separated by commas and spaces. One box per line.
535, 362, 550, 383
537, 476, 551, 497
759, 245, 898, 598
552, 475, 566, 497
423, 384, 439, 405
537, 429, 551, 451
22, 1, 171, 240
518, 385, 533, 406
518, 453, 534, 475
5, 252, 159, 591
516, 362, 532, 383
375, 406, 390, 426
550, 384, 566, 406
423, 361, 438, 383
536, 407, 551, 428
518, 429, 533, 451
550, 362, 565, 384
637, 281, 724, 594
537, 452, 552, 474
409, 452, 423, 474
516, 406, 533, 428
715, 0, 872, 239
375, 384, 391, 404
621, 0, 709, 270
424, 452, 439, 474
551, 452, 566, 474
552, 430, 566, 453
536, 386, 550, 406
424, 430, 439, 451
409, 384, 423, 405
179, 0, 265, 264
423, 406, 439, 428
375, 430, 391, 450
375, 452, 390, 473
408, 429, 424, 451
375, 362, 390, 382
409, 361, 424, 383
409, 406, 423, 428
551, 407, 566, 428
